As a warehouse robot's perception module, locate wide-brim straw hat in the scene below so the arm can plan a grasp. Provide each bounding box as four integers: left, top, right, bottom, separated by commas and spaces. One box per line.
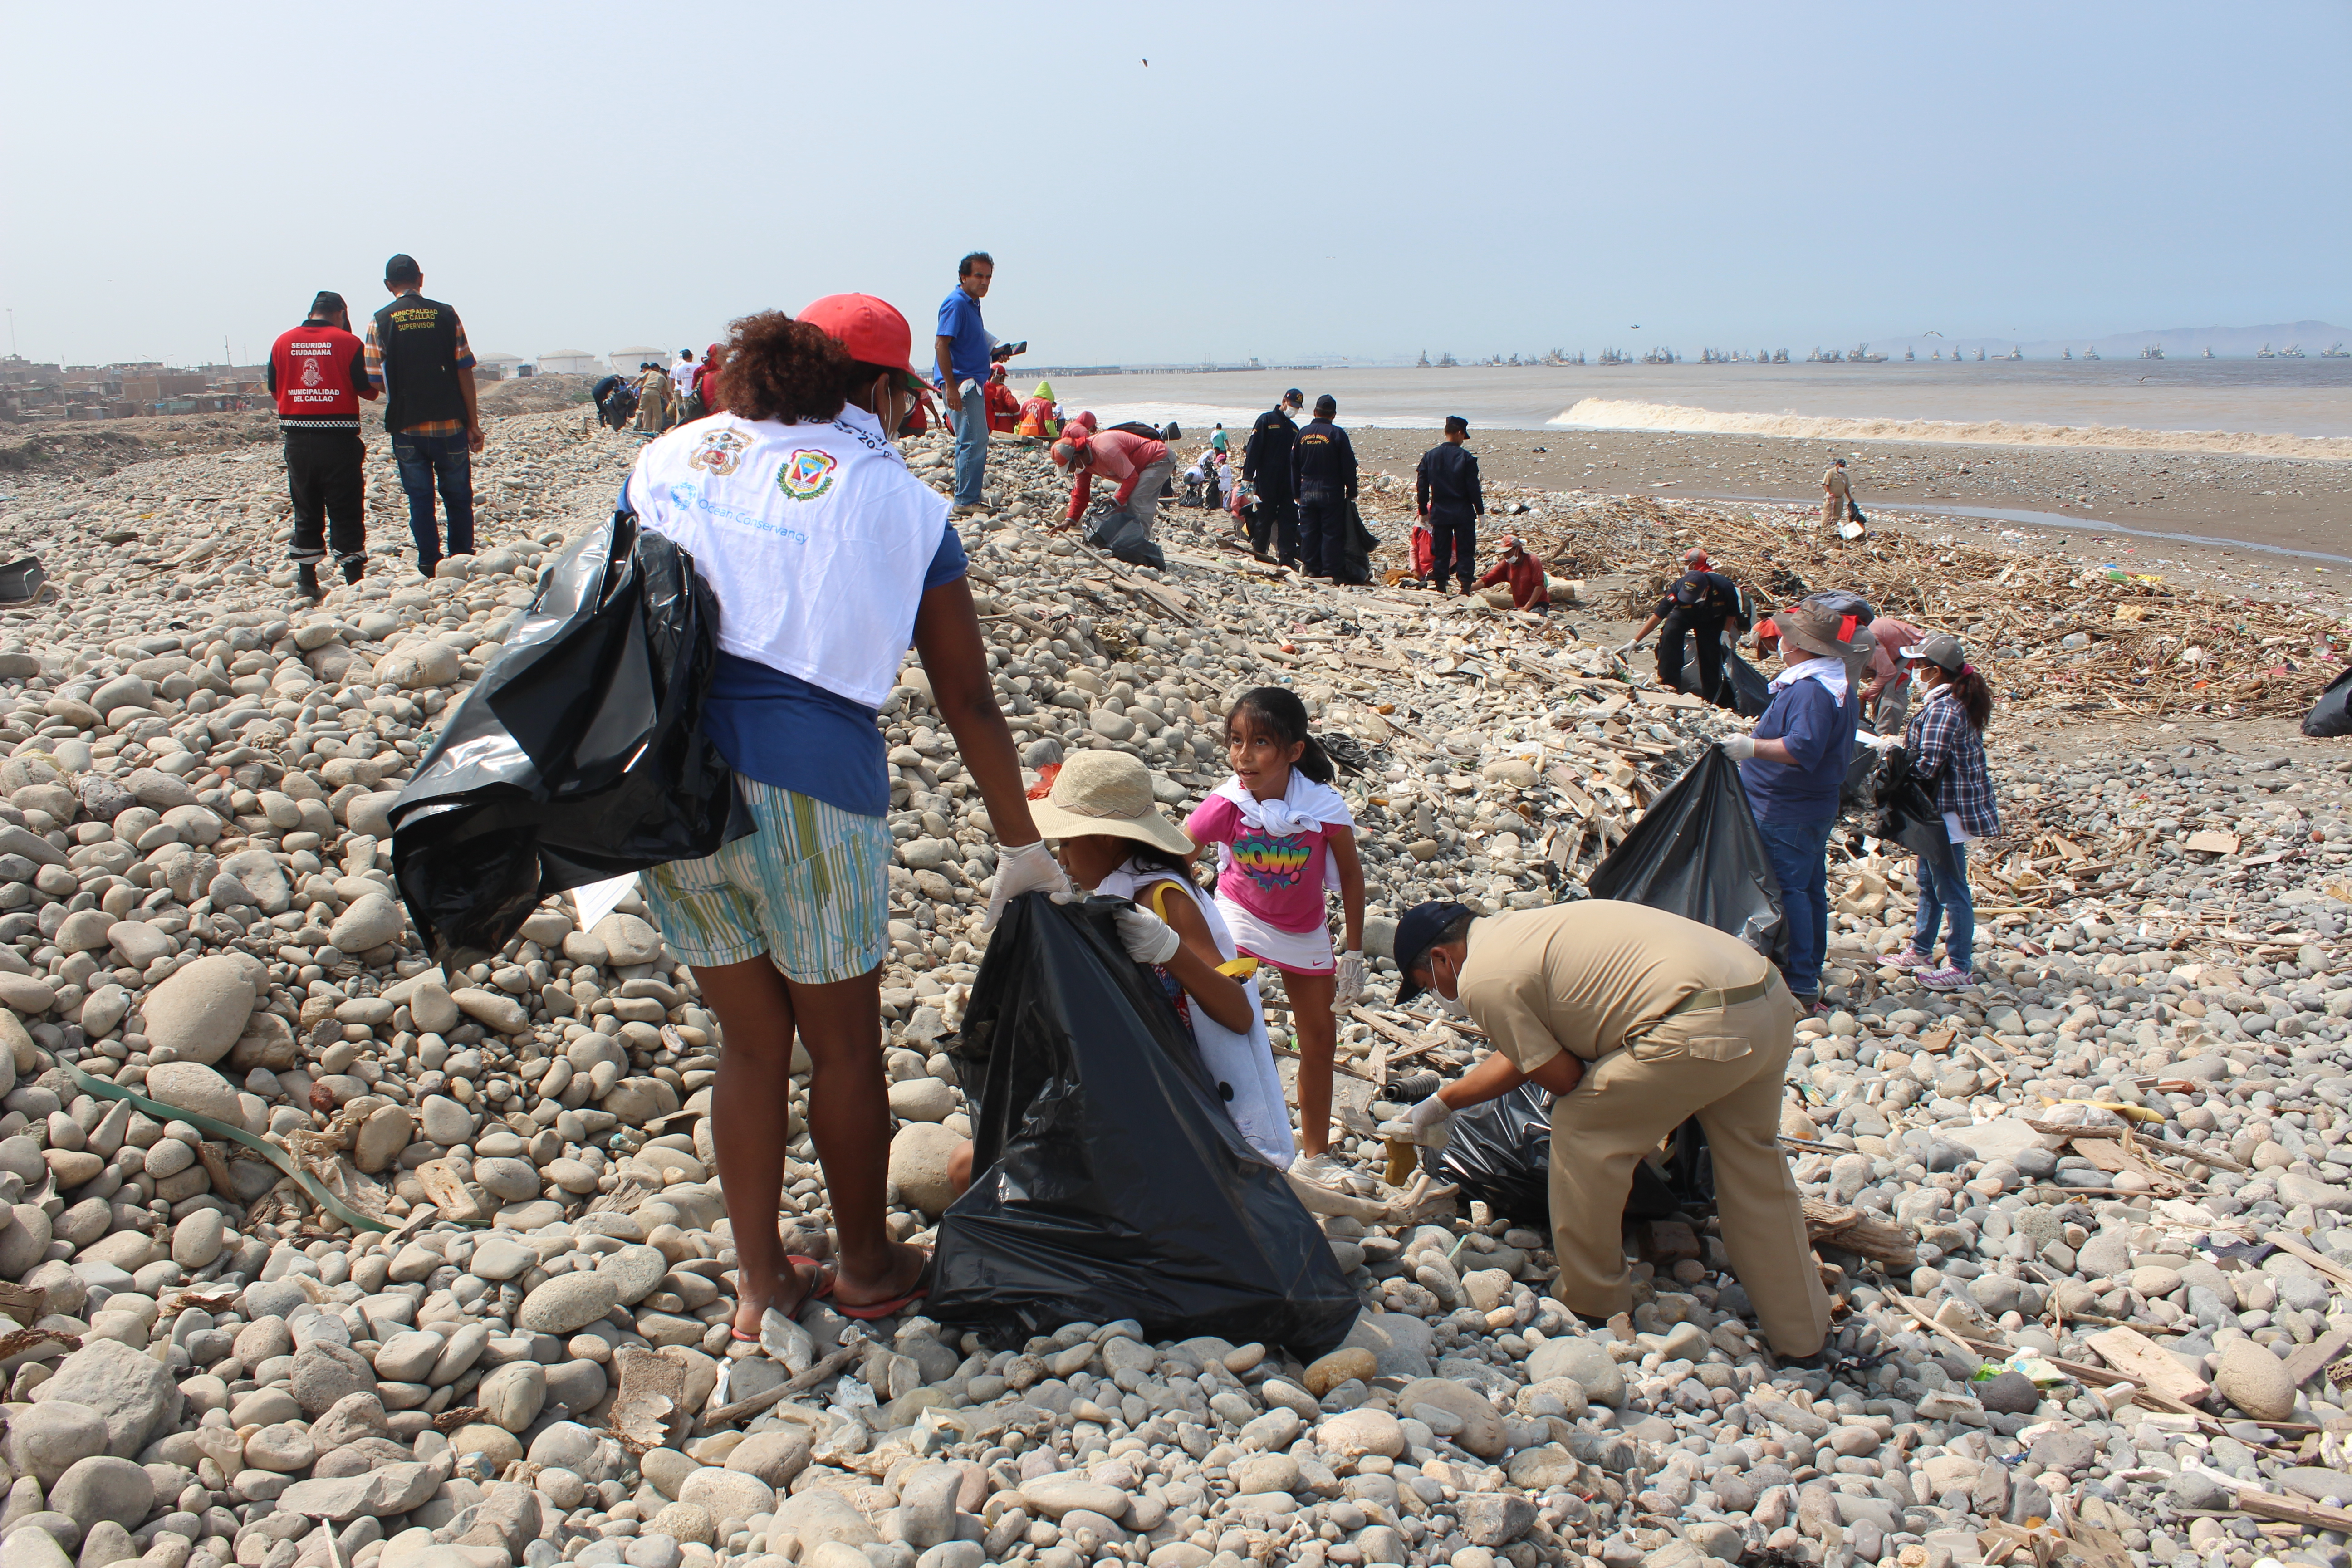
1028, 751, 1194, 857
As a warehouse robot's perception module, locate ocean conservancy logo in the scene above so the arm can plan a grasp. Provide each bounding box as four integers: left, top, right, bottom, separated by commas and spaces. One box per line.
688, 427, 748, 477
777, 448, 839, 501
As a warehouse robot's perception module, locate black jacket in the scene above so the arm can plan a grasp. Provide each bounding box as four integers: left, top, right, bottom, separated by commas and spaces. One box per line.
1291, 418, 1358, 499
1242, 407, 1298, 495
1655, 570, 1745, 630
1415, 441, 1484, 517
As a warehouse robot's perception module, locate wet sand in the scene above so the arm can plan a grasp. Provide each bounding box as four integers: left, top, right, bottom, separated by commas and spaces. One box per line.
1344, 426, 2352, 561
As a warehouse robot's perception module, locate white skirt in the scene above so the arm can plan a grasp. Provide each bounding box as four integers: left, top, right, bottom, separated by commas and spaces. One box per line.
1215, 892, 1334, 975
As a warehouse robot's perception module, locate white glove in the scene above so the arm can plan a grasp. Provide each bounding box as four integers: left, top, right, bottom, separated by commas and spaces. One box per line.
1719, 734, 1757, 761
1613, 639, 1641, 657
1334, 951, 1365, 1006
981, 840, 1074, 932
1112, 904, 1181, 965
1378, 1093, 1456, 1150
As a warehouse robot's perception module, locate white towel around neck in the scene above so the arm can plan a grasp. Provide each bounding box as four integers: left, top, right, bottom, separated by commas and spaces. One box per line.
1212, 770, 1355, 895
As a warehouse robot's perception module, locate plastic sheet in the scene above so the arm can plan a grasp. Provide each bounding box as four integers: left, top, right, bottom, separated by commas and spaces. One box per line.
2304, 667, 2352, 738
1586, 745, 1787, 961
389, 510, 747, 967
931, 893, 1359, 1357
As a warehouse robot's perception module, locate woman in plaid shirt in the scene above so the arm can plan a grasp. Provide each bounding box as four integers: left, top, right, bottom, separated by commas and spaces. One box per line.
1887, 632, 1999, 990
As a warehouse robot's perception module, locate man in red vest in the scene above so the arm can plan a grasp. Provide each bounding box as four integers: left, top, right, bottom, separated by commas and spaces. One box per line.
267, 291, 378, 601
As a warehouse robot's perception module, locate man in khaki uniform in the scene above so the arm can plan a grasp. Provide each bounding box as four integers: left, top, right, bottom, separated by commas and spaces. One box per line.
1820, 457, 1852, 529
1386, 898, 1830, 1358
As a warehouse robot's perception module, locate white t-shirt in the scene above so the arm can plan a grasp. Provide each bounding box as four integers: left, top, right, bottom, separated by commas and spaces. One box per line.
671, 361, 697, 400
629, 407, 948, 708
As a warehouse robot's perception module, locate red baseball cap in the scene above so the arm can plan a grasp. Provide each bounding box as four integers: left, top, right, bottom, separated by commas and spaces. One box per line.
798, 294, 929, 393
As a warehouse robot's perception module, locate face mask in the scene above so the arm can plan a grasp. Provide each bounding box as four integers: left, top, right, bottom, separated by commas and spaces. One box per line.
1437, 992, 1471, 1021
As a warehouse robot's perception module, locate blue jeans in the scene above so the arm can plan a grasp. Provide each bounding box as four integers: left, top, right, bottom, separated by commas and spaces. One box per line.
391, 430, 475, 568
952, 378, 988, 506
1914, 841, 1973, 972
1757, 814, 1836, 999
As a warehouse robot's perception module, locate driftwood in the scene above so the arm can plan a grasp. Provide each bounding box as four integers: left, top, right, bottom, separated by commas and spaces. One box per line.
1803, 1198, 1919, 1264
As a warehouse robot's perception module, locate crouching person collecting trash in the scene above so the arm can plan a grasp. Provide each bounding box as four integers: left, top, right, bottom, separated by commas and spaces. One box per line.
621, 296, 1072, 1331
1384, 898, 1833, 1360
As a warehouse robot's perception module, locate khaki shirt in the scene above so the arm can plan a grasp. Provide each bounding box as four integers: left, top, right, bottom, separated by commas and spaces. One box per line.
1455, 902, 1772, 1073
1823, 467, 1851, 500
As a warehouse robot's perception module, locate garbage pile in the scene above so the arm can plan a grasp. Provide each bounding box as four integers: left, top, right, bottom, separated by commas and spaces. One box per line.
0, 411, 2348, 1568
1481, 493, 2347, 723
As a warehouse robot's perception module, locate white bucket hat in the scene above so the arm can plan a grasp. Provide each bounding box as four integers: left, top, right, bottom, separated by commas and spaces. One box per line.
1027, 751, 1195, 857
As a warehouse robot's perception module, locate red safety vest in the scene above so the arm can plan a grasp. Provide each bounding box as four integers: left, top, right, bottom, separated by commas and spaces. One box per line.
270, 322, 366, 426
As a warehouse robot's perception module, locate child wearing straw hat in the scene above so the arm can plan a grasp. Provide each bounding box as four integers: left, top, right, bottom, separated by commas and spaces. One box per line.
956, 751, 1296, 1180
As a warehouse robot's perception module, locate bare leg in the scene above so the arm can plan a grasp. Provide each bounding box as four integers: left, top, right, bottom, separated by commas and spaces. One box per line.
694, 959, 924, 1334
692, 957, 815, 1338
777, 965, 927, 1310
1287, 968, 1339, 1156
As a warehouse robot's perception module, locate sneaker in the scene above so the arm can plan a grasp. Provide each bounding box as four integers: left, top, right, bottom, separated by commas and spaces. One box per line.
1918, 966, 1977, 992
952, 503, 987, 517
1882, 948, 1932, 971
294, 563, 323, 602
1288, 1152, 1348, 1188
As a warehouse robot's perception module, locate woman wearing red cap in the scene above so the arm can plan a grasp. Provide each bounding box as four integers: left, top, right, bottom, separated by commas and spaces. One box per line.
618, 296, 1072, 1326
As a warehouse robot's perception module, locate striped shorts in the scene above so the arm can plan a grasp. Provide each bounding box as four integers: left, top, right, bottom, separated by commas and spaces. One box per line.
644, 779, 892, 983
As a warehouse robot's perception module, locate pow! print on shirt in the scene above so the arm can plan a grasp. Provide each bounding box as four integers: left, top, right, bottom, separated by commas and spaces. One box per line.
1230, 831, 1313, 890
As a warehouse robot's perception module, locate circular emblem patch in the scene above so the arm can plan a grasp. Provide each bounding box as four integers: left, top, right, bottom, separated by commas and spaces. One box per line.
777, 448, 839, 501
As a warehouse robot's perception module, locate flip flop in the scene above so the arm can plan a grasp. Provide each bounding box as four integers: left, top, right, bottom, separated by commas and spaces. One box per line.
730, 1254, 830, 1340
820, 1253, 934, 1322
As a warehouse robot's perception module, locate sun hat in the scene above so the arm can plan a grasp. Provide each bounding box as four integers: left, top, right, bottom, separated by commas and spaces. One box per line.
1026, 751, 1193, 856
797, 293, 930, 393
1899, 632, 1966, 672
1779, 594, 1864, 658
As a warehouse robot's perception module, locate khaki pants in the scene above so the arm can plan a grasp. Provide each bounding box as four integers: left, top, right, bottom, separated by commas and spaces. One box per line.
1544, 975, 1831, 1357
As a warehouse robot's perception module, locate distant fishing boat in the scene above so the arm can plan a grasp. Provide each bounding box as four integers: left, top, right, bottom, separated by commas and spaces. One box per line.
2062, 348, 2072, 359
2083, 346, 2099, 360
2283, 344, 2306, 358
2004, 347, 2023, 360
2323, 343, 2350, 358
2203, 347, 2215, 359
1852, 343, 1886, 362
2257, 343, 2276, 358
1904, 347, 1915, 360
1975, 348, 1986, 361
2141, 344, 2165, 360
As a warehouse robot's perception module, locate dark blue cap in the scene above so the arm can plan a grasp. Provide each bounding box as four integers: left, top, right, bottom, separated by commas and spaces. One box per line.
1393, 900, 1473, 1003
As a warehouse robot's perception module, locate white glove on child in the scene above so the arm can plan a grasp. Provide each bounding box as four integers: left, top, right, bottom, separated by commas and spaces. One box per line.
1334, 951, 1366, 1006
1719, 734, 1757, 761
981, 840, 1074, 933
1112, 905, 1182, 965
1378, 1093, 1457, 1150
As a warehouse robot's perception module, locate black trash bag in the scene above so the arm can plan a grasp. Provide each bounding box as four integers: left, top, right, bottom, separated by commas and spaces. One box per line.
1587, 745, 1787, 962
1725, 649, 1771, 717
1425, 1083, 1712, 1226
1081, 505, 1166, 569
932, 893, 1358, 1357
1329, 502, 1375, 585
2304, 667, 2352, 738
389, 510, 749, 967
1109, 420, 1167, 443
1840, 714, 1881, 812
1866, 744, 1957, 875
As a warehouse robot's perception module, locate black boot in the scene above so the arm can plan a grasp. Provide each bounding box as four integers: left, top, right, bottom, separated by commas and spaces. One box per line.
340, 555, 366, 586
295, 563, 323, 602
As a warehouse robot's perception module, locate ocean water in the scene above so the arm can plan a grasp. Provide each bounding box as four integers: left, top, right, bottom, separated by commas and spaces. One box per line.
1014, 359, 2352, 454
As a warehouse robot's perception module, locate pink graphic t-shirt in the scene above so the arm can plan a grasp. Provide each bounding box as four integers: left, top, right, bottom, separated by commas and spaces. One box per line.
1184, 794, 1332, 935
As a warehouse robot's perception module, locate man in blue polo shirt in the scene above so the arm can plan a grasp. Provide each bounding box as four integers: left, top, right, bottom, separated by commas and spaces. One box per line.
935, 252, 995, 516
1720, 596, 1862, 1013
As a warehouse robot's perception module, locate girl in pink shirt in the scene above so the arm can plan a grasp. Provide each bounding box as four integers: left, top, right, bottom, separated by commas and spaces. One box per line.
1183, 686, 1365, 1181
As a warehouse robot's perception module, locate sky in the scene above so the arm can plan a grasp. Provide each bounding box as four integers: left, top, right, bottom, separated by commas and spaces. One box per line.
3, 1, 2348, 372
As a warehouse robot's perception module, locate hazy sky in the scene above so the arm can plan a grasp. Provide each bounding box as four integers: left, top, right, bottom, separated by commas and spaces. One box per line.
4, 2, 2347, 371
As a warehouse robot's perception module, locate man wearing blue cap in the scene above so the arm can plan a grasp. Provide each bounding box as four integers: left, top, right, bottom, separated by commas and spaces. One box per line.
1383, 897, 1829, 1359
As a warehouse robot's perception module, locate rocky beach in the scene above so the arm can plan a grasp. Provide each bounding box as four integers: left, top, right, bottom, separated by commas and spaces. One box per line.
1, 401, 2351, 1568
